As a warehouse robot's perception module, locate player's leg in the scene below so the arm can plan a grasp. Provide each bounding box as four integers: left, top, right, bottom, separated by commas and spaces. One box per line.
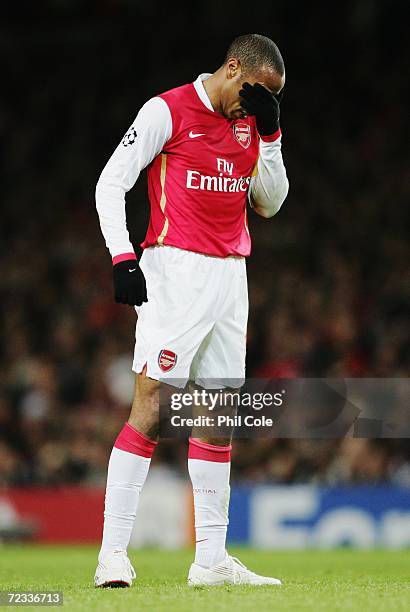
187, 430, 233, 570
187, 385, 237, 575
96, 246, 215, 587
186, 256, 246, 576
187, 257, 281, 585
95, 372, 159, 588
187, 421, 280, 585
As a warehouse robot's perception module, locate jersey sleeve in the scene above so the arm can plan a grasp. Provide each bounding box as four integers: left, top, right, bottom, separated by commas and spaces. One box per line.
248, 132, 289, 218
95, 96, 172, 261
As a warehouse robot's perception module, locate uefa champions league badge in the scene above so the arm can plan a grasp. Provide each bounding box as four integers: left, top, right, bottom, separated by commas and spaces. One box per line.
233, 123, 251, 149
122, 126, 137, 147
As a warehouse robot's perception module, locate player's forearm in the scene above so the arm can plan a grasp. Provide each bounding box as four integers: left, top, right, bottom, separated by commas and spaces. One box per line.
250, 135, 289, 218
95, 179, 135, 260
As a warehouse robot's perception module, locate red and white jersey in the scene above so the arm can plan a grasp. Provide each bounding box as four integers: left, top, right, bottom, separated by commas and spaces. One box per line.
144, 83, 259, 257
96, 74, 289, 261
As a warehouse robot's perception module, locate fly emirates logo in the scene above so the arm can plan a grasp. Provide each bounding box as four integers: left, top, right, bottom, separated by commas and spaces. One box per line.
186, 158, 252, 193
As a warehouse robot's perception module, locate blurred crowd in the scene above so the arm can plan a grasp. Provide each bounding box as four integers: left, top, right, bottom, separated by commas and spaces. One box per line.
0, 1, 408, 487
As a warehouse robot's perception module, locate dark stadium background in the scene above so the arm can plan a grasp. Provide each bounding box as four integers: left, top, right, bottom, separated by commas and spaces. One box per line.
0, 1, 408, 542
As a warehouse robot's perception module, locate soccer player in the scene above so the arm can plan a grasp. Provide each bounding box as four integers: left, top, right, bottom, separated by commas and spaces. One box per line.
94, 34, 288, 587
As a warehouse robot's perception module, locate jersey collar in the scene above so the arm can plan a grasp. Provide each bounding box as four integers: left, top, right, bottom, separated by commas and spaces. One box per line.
193, 73, 214, 112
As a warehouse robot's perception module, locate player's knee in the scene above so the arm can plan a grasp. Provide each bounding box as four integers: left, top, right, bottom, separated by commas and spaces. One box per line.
133, 373, 161, 407
128, 374, 161, 438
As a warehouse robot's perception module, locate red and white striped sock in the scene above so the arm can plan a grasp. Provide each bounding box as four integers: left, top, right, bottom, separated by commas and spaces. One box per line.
98, 422, 157, 561
188, 437, 231, 568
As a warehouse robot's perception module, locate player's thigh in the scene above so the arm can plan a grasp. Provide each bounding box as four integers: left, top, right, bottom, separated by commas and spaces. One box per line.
133, 246, 214, 384
194, 261, 248, 387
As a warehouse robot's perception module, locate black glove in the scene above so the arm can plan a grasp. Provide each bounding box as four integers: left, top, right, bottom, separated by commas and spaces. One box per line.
239, 82, 282, 136
113, 259, 147, 306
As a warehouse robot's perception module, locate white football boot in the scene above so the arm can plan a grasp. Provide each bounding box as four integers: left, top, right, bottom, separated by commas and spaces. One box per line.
188, 554, 282, 586
94, 551, 136, 588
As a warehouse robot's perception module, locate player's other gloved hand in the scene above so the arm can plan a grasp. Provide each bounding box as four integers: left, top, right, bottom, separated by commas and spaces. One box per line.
113, 259, 147, 306
239, 82, 283, 136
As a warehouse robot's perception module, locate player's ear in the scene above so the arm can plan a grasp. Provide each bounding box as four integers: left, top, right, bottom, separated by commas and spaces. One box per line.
226, 58, 241, 80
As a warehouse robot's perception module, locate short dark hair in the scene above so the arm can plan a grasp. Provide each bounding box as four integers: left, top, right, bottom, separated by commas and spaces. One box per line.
224, 34, 285, 76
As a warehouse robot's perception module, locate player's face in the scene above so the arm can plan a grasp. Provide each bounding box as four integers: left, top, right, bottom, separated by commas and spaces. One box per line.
221, 60, 285, 120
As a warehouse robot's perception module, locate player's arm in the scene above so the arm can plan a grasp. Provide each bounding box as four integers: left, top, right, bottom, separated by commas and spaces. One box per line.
239, 83, 289, 218
248, 133, 289, 218
95, 97, 172, 305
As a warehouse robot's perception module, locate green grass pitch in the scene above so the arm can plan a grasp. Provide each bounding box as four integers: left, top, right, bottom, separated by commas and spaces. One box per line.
0, 546, 409, 611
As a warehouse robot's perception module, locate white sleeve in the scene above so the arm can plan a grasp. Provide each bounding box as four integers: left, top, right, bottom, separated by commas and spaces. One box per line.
249, 135, 289, 218
95, 96, 172, 259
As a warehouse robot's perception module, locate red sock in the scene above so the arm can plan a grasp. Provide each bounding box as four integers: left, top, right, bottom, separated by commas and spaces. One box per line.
188, 437, 231, 462
114, 422, 157, 458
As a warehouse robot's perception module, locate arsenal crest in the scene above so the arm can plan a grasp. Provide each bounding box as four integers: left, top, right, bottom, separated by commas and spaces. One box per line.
233, 123, 251, 149
158, 349, 178, 372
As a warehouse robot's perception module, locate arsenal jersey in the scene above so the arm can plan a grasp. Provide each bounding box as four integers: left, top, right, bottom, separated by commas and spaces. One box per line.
142, 82, 260, 257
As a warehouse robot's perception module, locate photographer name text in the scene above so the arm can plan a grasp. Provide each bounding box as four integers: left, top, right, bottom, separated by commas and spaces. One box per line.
170, 415, 274, 427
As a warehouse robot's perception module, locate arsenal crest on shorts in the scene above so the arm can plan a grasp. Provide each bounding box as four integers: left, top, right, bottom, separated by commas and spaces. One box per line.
233, 123, 251, 149
158, 349, 178, 372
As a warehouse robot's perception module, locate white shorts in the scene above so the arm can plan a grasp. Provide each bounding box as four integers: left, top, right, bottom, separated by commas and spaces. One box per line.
132, 246, 248, 388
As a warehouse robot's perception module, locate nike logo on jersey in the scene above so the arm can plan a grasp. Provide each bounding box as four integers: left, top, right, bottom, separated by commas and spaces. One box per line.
128, 268, 136, 273
189, 130, 205, 138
